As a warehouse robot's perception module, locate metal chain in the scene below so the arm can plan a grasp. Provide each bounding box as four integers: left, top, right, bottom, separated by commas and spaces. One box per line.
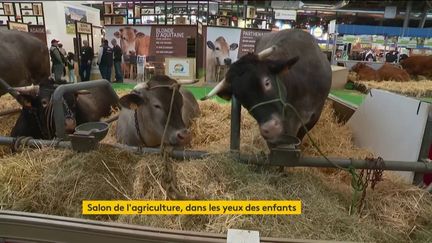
356, 157, 384, 214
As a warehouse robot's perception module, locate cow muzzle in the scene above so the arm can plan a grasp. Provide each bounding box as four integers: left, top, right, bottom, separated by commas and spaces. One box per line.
169, 129, 191, 147
259, 116, 283, 142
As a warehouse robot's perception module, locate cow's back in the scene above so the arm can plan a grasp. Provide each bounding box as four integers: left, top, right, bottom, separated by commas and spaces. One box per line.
378, 64, 410, 82
401, 55, 432, 78
254, 29, 331, 109
0, 30, 50, 95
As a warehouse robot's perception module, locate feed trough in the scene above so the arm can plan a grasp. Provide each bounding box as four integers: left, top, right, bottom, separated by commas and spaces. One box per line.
69, 121, 109, 153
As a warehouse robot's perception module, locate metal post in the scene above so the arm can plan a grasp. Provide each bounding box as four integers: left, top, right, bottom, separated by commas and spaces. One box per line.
331, 34, 337, 65
52, 80, 119, 139
403, 1, 412, 29
230, 96, 241, 152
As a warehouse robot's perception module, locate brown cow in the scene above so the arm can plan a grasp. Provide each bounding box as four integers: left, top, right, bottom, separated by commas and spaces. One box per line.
400, 55, 432, 79
0, 30, 50, 96
377, 63, 410, 82
351, 63, 410, 82
116, 75, 200, 148
351, 63, 379, 81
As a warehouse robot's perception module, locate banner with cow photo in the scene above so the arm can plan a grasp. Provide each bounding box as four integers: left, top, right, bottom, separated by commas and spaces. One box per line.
105, 25, 197, 79
205, 26, 270, 83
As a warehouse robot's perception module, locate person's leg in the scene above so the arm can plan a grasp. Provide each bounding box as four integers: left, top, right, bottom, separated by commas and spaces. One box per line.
85, 63, 92, 81
114, 61, 123, 82
54, 64, 63, 82
106, 65, 112, 82
99, 65, 105, 80
79, 63, 85, 81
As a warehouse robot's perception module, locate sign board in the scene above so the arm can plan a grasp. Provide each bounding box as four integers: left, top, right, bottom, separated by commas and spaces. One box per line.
384, 6, 397, 19
76, 22, 92, 34
238, 29, 269, 57
271, 1, 304, 9
372, 35, 385, 44
7, 21, 29, 32
343, 35, 356, 43
274, 9, 297, 20
311, 26, 323, 38
407, 38, 417, 48
424, 38, 432, 48
165, 58, 195, 79
328, 20, 336, 34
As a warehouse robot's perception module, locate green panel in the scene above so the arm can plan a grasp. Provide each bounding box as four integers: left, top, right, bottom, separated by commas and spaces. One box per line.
330, 89, 366, 107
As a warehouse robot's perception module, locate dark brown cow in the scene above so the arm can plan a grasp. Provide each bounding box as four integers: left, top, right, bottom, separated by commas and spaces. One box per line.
351, 63, 379, 81
377, 63, 410, 82
0, 30, 50, 96
400, 55, 432, 79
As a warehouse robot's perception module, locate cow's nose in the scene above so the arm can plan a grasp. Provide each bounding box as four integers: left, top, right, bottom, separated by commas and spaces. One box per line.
259, 118, 283, 140
176, 129, 191, 145
224, 58, 232, 65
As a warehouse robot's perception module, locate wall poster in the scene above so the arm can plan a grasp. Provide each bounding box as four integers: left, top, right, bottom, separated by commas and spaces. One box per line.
65, 6, 87, 34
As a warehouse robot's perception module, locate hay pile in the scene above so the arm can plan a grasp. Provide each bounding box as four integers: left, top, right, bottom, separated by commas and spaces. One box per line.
348, 71, 432, 97
1, 90, 432, 242
1, 145, 432, 242
0, 94, 20, 157
360, 80, 432, 98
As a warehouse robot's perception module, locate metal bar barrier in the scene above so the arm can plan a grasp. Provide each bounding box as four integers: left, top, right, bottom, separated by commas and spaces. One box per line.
52, 79, 119, 139
0, 210, 355, 243
1, 136, 432, 173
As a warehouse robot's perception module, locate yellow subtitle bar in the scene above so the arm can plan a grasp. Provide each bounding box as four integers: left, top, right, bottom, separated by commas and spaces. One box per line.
82, 200, 301, 215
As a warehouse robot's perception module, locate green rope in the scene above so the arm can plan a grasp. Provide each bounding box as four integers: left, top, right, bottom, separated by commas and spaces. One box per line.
247, 75, 364, 215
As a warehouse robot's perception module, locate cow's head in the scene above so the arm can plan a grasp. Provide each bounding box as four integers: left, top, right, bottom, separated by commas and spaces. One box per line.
119, 75, 197, 147
10, 78, 77, 140
207, 36, 238, 65
202, 46, 300, 147
114, 26, 138, 58
351, 63, 368, 72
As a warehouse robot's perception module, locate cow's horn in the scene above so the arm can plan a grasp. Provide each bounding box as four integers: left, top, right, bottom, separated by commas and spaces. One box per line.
257, 45, 277, 60
133, 82, 148, 90
13, 85, 39, 96
200, 78, 227, 101
176, 79, 199, 85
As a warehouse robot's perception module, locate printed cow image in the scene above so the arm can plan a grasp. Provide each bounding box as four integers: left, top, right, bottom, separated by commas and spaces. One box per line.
206, 36, 238, 82
113, 26, 151, 59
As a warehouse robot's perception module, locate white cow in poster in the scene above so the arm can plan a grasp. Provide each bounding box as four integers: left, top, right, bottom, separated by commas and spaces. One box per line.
206, 36, 238, 82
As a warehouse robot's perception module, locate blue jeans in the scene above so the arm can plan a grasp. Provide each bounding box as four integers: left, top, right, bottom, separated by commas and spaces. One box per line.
114, 61, 123, 82
99, 64, 112, 82
79, 61, 92, 81
68, 69, 76, 83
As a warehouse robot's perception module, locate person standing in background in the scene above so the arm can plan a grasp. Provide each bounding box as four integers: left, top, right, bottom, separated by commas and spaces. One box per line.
58, 43, 67, 77
79, 40, 94, 81
49, 39, 64, 83
97, 39, 113, 82
67, 52, 76, 83
111, 39, 123, 83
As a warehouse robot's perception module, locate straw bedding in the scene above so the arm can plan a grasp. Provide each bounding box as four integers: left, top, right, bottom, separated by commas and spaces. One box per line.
1, 91, 432, 242
348, 71, 432, 97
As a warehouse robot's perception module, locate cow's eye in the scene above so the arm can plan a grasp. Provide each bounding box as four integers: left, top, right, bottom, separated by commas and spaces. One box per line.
215, 47, 220, 51
265, 79, 271, 87
154, 104, 161, 109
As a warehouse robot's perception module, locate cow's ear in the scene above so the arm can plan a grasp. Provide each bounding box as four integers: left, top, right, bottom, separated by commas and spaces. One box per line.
267, 56, 299, 74
119, 28, 123, 33
230, 43, 239, 51
119, 93, 146, 110
207, 41, 215, 51
134, 28, 137, 33
17, 94, 33, 108
114, 31, 120, 38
